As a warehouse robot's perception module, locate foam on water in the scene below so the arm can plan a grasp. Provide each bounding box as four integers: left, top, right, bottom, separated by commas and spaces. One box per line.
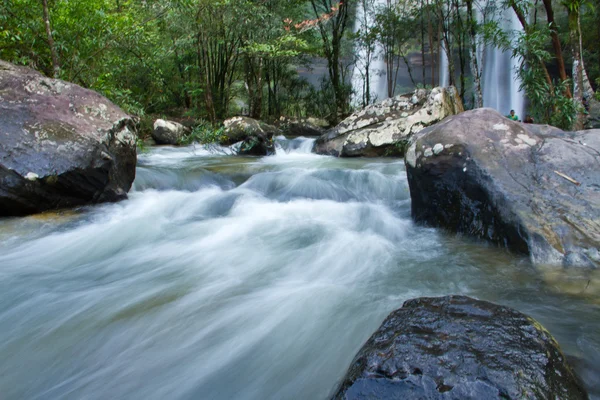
0, 138, 598, 399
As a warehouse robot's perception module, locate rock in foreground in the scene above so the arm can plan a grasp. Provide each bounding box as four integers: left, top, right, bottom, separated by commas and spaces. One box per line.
221, 116, 279, 155
0, 60, 137, 217
405, 108, 600, 268
152, 119, 189, 145
333, 295, 586, 400
315, 87, 463, 157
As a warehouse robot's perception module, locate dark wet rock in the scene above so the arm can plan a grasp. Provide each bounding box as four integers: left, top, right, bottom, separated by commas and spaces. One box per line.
315, 87, 463, 157
0, 60, 137, 217
277, 116, 326, 137
152, 119, 189, 145
333, 295, 587, 400
405, 108, 600, 268
221, 116, 279, 156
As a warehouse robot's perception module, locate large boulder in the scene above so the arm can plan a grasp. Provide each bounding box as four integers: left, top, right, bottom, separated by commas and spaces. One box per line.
333, 295, 586, 400
152, 119, 189, 145
221, 116, 279, 156
0, 60, 137, 217
405, 108, 600, 268
315, 87, 463, 157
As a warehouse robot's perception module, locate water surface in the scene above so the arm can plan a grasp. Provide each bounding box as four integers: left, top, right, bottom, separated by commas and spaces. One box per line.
1, 137, 598, 399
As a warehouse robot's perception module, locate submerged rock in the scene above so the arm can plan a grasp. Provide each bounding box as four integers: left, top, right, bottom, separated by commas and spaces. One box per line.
221, 116, 279, 156
333, 295, 586, 400
152, 119, 189, 145
405, 108, 600, 268
0, 60, 137, 217
315, 87, 463, 157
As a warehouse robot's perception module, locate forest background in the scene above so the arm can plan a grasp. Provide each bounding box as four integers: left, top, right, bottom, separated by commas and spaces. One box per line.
1, 0, 599, 133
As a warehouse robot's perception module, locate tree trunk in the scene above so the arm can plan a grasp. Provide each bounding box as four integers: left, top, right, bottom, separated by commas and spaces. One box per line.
310, 0, 350, 123
420, 0, 426, 85
568, 7, 585, 129
542, 0, 571, 98
452, 0, 466, 101
466, 0, 483, 107
598, 0, 600, 83
41, 0, 60, 78
576, 11, 594, 99
427, 0, 435, 86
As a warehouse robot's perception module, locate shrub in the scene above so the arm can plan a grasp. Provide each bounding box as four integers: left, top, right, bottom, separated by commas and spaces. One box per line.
179, 121, 225, 145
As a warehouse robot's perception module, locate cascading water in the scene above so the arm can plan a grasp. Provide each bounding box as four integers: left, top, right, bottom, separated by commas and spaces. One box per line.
439, 41, 450, 88
0, 139, 599, 399
351, 0, 388, 106
274, 135, 316, 155
481, 7, 525, 119
439, 3, 525, 118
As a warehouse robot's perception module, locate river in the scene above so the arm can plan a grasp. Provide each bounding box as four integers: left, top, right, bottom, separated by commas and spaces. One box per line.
0, 136, 599, 399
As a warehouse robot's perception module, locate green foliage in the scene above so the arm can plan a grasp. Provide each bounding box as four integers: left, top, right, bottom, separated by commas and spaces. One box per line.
0, 0, 319, 121
515, 29, 579, 129
484, 17, 579, 129
2, 0, 598, 126
179, 121, 225, 145
138, 115, 156, 140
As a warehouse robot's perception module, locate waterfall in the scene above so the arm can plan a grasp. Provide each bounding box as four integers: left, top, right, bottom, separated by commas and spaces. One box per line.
438, 3, 525, 119
481, 7, 525, 119
351, 0, 388, 107
439, 41, 450, 88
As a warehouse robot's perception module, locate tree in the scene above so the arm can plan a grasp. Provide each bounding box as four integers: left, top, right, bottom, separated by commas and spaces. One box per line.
374, 0, 418, 97
353, 0, 377, 107
41, 0, 59, 78
309, 0, 352, 123
542, 0, 571, 98
465, 0, 483, 107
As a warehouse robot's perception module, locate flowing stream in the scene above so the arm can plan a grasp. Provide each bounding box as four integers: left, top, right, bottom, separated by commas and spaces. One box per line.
0, 137, 599, 399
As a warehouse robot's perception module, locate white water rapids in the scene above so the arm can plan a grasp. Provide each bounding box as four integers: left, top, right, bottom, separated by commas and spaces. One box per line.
0, 137, 599, 399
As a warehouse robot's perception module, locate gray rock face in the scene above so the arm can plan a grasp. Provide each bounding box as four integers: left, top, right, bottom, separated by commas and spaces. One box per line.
0, 60, 137, 217
152, 119, 189, 145
405, 108, 600, 268
315, 87, 463, 157
221, 116, 279, 156
333, 295, 586, 400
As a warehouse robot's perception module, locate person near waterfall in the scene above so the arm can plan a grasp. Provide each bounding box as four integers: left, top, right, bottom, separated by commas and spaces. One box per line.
507, 109, 519, 121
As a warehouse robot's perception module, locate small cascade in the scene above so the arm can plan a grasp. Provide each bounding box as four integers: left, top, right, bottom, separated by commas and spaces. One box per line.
273, 135, 316, 155
351, 0, 388, 107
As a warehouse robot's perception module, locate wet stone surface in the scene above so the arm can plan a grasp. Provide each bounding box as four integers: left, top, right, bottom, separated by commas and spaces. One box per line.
405, 108, 600, 268
333, 295, 587, 400
0, 60, 137, 216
